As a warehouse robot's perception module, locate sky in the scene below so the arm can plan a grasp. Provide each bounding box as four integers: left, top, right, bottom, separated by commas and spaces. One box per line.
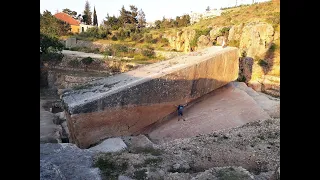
40, 0, 270, 24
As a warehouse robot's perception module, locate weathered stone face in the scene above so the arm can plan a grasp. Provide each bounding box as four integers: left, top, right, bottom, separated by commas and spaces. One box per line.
197, 35, 211, 49
62, 46, 239, 148
239, 22, 274, 58
164, 29, 196, 52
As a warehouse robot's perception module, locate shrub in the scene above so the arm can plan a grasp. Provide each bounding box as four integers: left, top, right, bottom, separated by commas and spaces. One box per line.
141, 49, 155, 58
190, 28, 212, 49
94, 154, 128, 179
160, 38, 169, 44
241, 50, 247, 58
81, 57, 94, 71
131, 33, 143, 41
219, 27, 231, 36
144, 34, 153, 43
111, 35, 118, 41
258, 59, 268, 67
40, 33, 64, 54
112, 44, 129, 54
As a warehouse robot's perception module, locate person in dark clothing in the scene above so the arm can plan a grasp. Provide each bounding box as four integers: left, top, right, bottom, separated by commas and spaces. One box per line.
175, 103, 188, 121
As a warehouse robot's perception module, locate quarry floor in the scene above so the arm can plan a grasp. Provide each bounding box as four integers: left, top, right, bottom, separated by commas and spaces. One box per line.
142, 82, 279, 144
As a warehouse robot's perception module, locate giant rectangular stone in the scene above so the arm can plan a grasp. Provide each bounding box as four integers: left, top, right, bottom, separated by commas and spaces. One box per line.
62, 46, 239, 148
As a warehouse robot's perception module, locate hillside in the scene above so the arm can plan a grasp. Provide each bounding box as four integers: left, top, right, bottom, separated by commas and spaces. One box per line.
159, 0, 280, 97
57, 1, 280, 97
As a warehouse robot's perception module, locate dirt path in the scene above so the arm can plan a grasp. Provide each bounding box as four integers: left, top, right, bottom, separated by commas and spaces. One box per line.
147, 83, 271, 143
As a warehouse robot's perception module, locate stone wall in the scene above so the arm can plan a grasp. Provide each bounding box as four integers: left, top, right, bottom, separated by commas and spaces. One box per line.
62, 46, 239, 148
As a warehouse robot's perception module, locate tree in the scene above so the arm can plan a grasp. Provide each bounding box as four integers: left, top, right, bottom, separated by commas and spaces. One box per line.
119, 6, 130, 26
40, 10, 71, 37
129, 5, 138, 24
181, 14, 190, 27
83, 0, 92, 25
104, 14, 122, 30
137, 9, 146, 28
154, 20, 161, 29
93, 6, 98, 26
206, 6, 210, 11
62, 8, 77, 18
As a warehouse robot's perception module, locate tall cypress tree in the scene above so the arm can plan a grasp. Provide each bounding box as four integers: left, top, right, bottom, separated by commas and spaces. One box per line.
93, 6, 98, 26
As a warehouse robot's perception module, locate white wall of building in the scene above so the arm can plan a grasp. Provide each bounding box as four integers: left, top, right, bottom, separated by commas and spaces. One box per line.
79, 24, 96, 33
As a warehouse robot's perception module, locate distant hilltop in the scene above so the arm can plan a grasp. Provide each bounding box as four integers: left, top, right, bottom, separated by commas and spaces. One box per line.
190, 9, 223, 24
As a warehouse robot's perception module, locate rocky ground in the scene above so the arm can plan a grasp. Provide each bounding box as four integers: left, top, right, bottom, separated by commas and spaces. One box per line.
40, 117, 279, 180
40, 82, 280, 180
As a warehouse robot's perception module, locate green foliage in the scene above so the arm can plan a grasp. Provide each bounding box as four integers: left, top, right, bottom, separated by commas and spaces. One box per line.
266, 12, 280, 27
153, 14, 190, 29
112, 44, 129, 54
116, 27, 131, 40
93, 7, 98, 26
40, 32, 64, 69
268, 43, 277, 52
258, 59, 268, 67
62, 8, 78, 18
94, 154, 128, 180
111, 35, 118, 41
40, 33, 64, 54
141, 49, 155, 58
137, 9, 146, 27
219, 27, 231, 36
40, 10, 71, 37
131, 33, 143, 41
83, 0, 92, 25
190, 28, 212, 48
160, 38, 169, 44
78, 26, 111, 39
237, 75, 246, 82
144, 34, 157, 43
104, 14, 122, 30
81, 57, 94, 65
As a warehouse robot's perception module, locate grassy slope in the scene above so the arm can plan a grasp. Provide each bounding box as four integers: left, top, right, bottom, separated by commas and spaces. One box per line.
189, 0, 279, 29
187, 0, 280, 78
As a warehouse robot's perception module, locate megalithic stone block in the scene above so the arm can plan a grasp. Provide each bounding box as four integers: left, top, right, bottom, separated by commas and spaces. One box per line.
62, 46, 239, 148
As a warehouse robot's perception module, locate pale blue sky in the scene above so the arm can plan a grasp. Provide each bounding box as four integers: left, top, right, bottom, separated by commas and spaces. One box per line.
40, 0, 269, 24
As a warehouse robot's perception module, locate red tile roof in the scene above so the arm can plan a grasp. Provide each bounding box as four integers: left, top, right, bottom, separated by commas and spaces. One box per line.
54, 12, 80, 26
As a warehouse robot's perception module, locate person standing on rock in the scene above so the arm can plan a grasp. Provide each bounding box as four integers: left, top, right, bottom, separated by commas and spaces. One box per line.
222, 37, 227, 48
175, 103, 188, 121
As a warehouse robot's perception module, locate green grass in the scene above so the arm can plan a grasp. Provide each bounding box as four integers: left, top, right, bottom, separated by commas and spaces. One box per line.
189, 0, 280, 29
94, 154, 129, 180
